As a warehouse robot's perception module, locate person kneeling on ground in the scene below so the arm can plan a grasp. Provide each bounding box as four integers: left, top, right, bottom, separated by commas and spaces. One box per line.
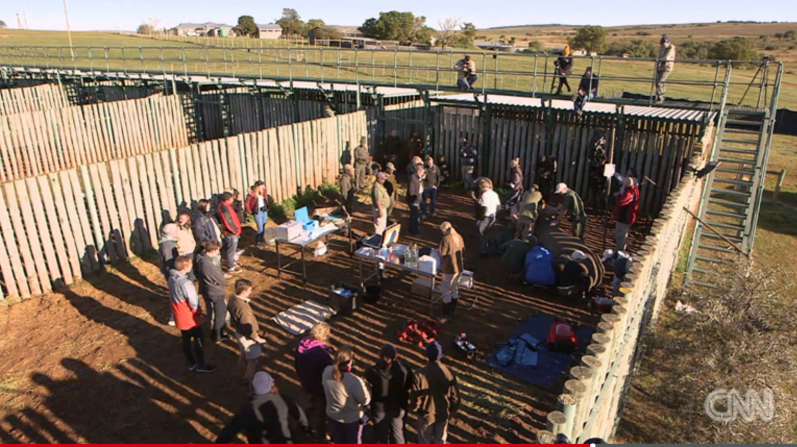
438, 222, 465, 323
500, 237, 536, 281
215, 371, 311, 444
557, 250, 591, 299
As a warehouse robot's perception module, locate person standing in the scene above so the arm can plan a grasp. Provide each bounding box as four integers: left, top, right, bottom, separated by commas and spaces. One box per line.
407, 165, 425, 235
372, 172, 391, 235
322, 346, 371, 444
477, 178, 501, 252
169, 255, 216, 373
407, 155, 424, 177
384, 163, 398, 222
437, 222, 465, 324
382, 130, 403, 166
195, 239, 231, 343
295, 322, 335, 440
554, 46, 574, 95
535, 154, 557, 201
218, 192, 243, 274
460, 139, 478, 190
354, 137, 370, 192
438, 155, 450, 186
410, 341, 460, 444
655, 36, 676, 104
365, 344, 414, 445
245, 181, 269, 249
228, 279, 267, 391
194, 199, 222, 246
454, 55, 478, 90
614, 177, 640, 252
507, 157, 525, 208
215, 371, 311, 444
176, 210, 197, 257
340, 164, 355, 216
159, 223, 180, 327
553, 183, 588, 240
421, 156, 441, 218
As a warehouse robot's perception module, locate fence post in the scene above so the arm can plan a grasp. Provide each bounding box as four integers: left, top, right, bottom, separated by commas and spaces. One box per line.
559, 393, 577, 439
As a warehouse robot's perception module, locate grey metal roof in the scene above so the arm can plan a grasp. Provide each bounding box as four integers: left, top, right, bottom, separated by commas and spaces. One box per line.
175, 22, 232, 29
256, 23, 282, 30
623, 105, 716, 122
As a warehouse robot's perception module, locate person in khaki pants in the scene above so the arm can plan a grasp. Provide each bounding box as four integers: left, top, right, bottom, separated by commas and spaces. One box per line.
371, 172, 390, 235
411, 341, 460, 444
353, 137, 370, 192
437, 222, 465, 324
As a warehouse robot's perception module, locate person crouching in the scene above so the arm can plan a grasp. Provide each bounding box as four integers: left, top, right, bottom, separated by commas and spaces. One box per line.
557, 250, 590, 300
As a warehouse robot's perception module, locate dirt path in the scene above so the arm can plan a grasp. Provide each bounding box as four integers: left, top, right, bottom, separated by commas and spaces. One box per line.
0, 188, 646, 443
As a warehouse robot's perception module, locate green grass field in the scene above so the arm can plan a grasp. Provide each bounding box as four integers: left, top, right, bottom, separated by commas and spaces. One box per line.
0, 26, 794, 109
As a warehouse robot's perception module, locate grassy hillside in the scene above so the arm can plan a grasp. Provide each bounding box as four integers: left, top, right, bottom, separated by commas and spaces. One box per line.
0, 26, 794, 109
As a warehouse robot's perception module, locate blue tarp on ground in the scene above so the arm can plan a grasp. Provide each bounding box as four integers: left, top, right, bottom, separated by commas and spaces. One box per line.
487, 314, 596, 389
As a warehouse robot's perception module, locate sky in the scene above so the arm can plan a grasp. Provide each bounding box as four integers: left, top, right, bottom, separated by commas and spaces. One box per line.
0, 0, 795, 31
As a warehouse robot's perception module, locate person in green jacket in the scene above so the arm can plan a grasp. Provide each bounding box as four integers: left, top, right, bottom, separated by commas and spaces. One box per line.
515, 184, 543, 241
551, 182, 587, 240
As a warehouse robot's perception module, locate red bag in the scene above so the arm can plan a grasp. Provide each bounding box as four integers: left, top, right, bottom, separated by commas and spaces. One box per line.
546, 319, 578, 353
589, 296, 614, 314
397, 319, 439, 347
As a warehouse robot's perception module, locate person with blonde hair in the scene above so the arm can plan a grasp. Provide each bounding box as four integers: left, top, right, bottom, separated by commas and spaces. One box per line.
322, 346, 371, 444
438, 222, 465, 323
294, 322, 334, 439
477, 178, 501, 252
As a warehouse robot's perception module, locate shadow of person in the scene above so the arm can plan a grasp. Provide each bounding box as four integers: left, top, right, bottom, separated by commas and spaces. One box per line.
29, 359, 208, 443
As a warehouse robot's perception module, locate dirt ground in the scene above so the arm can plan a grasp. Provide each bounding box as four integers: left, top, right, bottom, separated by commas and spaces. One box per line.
0, 187, 647, 444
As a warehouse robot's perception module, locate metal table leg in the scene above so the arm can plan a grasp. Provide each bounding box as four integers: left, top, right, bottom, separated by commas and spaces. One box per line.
301, 245, 307, 283
276, 240, 282, 279
429, 275, 436, 317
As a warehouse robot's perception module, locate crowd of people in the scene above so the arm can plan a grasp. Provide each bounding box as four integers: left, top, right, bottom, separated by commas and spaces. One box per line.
154, 126, 639, 443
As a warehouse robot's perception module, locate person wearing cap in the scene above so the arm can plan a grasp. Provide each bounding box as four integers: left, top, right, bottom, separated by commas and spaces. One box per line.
438, 222, 465, 323
421, 156, 441, 218
410, 341, 460, 444
372, 171, 391, 235
340, 164, 355, 215
383, 163, 398, 221
228, 279, 268, 391
407, 165, 425, 234
454, 55, 478, 90
353, 136, 370, 192
216, 371, 311, 444
656, 36, 676, 104
552, 182, 587, 240
558, 250, 591, 299
614, 177, 640, 252
159, 223, 180, 326
602, 249, 633, 296
365, 344, 414, 444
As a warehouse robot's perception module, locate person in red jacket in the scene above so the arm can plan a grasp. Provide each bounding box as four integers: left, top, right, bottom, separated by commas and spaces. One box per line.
246, 181, 269, 249
169, 255, 216, 373
614, 177, 640, 252
218, 192, 243, 274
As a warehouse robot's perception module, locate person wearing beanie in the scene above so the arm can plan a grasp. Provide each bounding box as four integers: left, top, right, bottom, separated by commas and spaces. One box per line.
410, 341, 460, 444
216, 372, 311, 444
322, 346, 371, 444
655, 35, 676, 104
294, 322, 335, 440
365, 344, 414, 444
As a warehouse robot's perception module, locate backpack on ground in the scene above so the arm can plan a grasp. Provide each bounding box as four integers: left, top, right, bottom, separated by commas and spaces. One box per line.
397, 319, 439, 347
546, 319, 579, 353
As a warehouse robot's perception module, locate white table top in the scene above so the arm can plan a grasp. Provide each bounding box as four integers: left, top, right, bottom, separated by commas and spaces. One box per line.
276, 224, 339, 247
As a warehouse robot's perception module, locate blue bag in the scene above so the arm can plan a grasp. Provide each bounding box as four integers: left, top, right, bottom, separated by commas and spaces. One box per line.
524, 245, 557, 286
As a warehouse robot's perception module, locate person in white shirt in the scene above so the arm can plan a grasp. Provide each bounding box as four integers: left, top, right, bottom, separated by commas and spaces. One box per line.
477, 178, 501, 253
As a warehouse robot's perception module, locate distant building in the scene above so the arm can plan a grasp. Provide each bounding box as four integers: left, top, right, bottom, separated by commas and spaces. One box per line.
173, 22, 234, 37
324, 26, 366, 39
256, 23, 282, 39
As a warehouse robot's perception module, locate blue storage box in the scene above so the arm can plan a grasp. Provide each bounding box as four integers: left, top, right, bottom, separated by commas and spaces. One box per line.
294, 207, 318, 231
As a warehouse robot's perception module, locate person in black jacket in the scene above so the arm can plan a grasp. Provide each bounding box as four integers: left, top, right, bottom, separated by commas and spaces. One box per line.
407, 166, 425, 235
216, 371, 310, 444
365, 344, 414, 444
195, 239, 231, 343
194, 199, 221, 246
421, 156, 441, 218
294, 322, 335, 440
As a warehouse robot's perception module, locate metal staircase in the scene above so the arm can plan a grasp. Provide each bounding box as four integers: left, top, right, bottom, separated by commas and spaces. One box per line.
685, 107, 771, 289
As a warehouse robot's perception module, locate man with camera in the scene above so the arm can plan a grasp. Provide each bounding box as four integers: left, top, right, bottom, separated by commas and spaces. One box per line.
655, 36, 676, 104
553, 45, 574, 95
455, 55, 478, 91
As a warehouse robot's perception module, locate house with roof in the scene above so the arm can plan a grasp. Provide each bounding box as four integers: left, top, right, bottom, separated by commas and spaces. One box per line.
256, 23, 282, 39
173, 22, 234, 37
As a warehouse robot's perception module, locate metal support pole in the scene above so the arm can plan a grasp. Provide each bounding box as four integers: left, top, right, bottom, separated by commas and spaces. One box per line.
531, 54, 538, 97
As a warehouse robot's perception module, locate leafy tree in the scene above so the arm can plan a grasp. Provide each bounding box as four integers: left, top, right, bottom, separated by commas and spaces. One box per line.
528, 40, 542, 49
276, 8, 305, 37
459, 22, 477, 46
508, 36, 517, 46
308, 26, 342, 40
678, 40, 711, 59
136, 23, 153, 35
233, 15, 257, 37
499, 34, 506, 40
304, 18, 325, 36
0, 20, 7, 29
568, 25, 608, 54
785, 30, 797, 40
708, 37, 759, 60
360, 11, 417, 44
